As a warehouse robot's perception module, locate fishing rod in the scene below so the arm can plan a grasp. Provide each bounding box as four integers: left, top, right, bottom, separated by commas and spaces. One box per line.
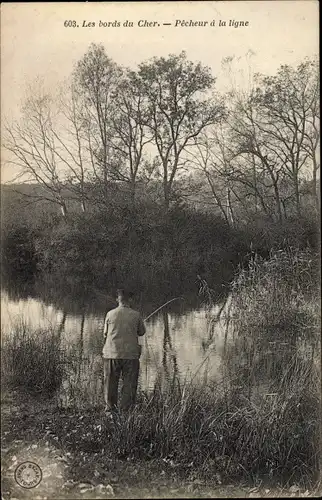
144, 297, 184, 322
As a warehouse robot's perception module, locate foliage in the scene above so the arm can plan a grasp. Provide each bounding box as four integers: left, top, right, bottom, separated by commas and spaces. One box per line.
1, 324, 66, 399
3, 51, 319, 222
1, 180, 319, 297
1, 223, 38, 279
190, 57, 320, 223
133, 51, 225, 209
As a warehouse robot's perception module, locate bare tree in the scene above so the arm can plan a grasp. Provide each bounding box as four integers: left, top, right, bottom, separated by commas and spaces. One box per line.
185, 56, 319, 224
4, 84, 68, 217
72, 43, 122, 199
56, 82, 97, 212
188, 124, 275, 224
187, 129, 232, 224
107, 72, 154, 207
248, 58, 320, 215
227, 88, 287, 222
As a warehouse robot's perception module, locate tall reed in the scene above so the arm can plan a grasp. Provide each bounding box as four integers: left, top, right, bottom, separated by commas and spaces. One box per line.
2, 249, 320, 487
1, 323, 66, 399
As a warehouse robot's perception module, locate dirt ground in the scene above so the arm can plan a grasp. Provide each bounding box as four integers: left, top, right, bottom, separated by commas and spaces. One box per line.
1, 401, 321, 499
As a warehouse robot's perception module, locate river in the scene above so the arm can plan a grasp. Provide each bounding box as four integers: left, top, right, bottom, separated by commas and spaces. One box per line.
1, 279, 232, 406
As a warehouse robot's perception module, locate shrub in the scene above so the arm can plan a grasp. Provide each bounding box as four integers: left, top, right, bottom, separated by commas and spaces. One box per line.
1, 225, 38, 278
1, 324, 66, 399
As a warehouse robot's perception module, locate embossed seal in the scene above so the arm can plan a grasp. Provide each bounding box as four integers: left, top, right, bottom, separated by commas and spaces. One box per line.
14, 461, 42, 489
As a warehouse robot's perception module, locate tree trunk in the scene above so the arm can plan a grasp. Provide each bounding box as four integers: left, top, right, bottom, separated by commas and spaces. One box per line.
163, 183, 170, 212
205, 172, 230, 225
312, 156, 319, 210
60, 202, 67, 218
294, 174, 301, 216
251, 154, 258, 214
272, 179, 283, 222
226, 187, 235, 226
57, 311, 67, 340
130, 179, 136, 209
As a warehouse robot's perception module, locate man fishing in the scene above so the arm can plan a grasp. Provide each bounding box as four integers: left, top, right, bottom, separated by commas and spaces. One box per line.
102, 288, 146, 415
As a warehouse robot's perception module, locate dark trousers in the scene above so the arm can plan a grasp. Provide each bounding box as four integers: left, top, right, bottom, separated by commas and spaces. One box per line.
103, 358, 139, 412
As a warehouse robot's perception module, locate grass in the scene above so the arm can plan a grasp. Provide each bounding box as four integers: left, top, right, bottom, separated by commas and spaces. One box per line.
1, 323, 66, 399
1, 248, 321, 490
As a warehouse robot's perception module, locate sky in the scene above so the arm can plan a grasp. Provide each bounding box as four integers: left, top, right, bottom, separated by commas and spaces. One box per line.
1, 0, 319, 183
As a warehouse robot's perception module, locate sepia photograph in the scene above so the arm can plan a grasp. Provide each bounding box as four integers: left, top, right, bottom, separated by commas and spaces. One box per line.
1, 1, 320, 498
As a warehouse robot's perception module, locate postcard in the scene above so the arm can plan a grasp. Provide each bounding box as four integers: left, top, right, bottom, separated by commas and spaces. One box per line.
1, 2, 320, 499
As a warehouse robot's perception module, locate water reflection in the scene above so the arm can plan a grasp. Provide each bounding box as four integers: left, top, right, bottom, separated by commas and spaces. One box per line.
1, 280, 231, 405
57, 311, 67, 338
161, 310, 179, 386
2, 270, 319, 414
1, 271, 231, 319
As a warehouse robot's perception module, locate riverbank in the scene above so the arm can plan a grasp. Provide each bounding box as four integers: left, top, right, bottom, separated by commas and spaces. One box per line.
1, 248, 320, 498
2, 340, 320, 492
2, 398, 321, 499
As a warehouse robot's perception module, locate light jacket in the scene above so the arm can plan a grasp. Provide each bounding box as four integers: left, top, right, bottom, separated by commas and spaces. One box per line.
102, 305, 146, 359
